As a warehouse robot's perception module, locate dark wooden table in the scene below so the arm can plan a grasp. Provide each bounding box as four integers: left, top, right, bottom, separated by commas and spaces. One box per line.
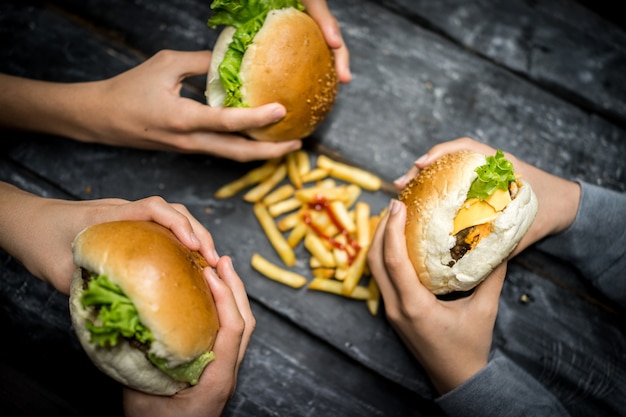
1, 1, 625, 416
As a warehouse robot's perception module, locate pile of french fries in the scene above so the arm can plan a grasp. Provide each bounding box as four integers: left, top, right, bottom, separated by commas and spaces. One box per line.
214, 150, 386, 315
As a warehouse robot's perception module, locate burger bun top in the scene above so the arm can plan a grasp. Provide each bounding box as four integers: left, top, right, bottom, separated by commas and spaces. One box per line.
70, 220, 219, 395
206, 7, 338, 142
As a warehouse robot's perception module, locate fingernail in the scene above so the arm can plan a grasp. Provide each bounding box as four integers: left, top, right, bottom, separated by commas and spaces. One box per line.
414, 154, 428, 165
205, 266, 220, 282
189, 232, 201, 247
272, 105, 286, 121
393, 174, 407, 187
389, 199, 401, 215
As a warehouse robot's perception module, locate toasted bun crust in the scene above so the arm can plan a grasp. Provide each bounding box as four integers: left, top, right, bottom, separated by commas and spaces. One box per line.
207, 7, 338, 142
399, 150, 538, 294
70, 220, 219, 395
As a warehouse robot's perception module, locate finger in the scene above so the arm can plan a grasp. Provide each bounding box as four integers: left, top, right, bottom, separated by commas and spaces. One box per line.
379, 200, 432, 306
332, 44, 352, 84
367, 205, 394, 297
202, 266, 245, 381
393, 164, 420, 190
215, 256, 255, 363
169, 202, 220, 266
108, 196, 220, 265
157, 50, 213, 80
417, 137, 497, 168
182, 132, 302, 162
471, 262, 507, 312
189, 103, 287, 133
393, 137, 498, 189
304, 0, 341, 47
302, 0, 351, 82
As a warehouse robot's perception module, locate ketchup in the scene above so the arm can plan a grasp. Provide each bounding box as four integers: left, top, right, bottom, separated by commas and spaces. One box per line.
303, 195, 361, 265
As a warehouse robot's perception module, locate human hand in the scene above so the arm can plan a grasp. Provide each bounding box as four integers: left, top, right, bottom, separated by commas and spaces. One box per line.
2, 50, 303, 162
367, 198, 506, 394
89, 50, 307, 161
392, 137, 582, 256
0, 182, 218, 294
123, 256, 255, 417
303, 0, 351, 83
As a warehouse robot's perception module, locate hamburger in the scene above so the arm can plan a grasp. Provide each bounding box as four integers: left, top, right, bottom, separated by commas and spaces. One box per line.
398, 150, 538, 295
69, 220, 220, 395
205, 0, 338, 142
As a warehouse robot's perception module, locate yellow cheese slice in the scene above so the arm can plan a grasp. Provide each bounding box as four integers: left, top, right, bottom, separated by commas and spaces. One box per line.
486, 187, 512, 212
452, 188, 512, 235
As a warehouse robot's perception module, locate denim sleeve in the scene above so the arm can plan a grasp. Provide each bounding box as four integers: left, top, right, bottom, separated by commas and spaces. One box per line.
535, 182, 626, 307
435, 350, 570, 417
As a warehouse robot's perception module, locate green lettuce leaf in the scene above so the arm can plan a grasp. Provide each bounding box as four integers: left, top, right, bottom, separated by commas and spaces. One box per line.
467, 150, 517, 200
81, 274, 154, 348
81, 274, 214, 385
207, 0, 305, 107
149, 351, 216, 386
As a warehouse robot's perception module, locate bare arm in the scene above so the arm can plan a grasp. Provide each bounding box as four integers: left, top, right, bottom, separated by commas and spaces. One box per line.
0, 181, 218, 294
0, 50, 303, 162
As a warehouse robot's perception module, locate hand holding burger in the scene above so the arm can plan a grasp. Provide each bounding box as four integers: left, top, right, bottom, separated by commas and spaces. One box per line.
367, 137, 582, 395
398, 148, 538, 294
123, 254, 255, 417
206, 0, 340, 142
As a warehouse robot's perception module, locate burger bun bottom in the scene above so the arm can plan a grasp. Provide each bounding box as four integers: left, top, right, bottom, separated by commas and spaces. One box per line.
69, 269, 188, 396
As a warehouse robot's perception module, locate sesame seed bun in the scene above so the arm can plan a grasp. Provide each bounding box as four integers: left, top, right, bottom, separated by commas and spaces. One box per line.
206, 7, 338, 142
398, 150, 538, 294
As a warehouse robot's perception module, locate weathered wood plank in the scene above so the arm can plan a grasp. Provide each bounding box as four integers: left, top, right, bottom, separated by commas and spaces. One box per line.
1, 0, 625, 415
383, 0, 626, 125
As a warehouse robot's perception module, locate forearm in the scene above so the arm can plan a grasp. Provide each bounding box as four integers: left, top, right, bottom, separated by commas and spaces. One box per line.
0, 182, 54, 281
0, 73, 98, 142
0, 181, 94, 293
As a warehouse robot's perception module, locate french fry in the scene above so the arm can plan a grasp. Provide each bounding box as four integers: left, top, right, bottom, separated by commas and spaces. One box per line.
268, 197, 302, 217
312, 268, 335, 279
334, 265, 348, 281
309, 256, 322, 269
276, 210, 302, 232
287, 221, 308, 248
215, 148, 386, 315
253, 203, 296, 267
328, 200, 356, 233
341, 246, 368, 295
308, 278, 370, 300
333, 246, 349, 270
244, 163, 287, 203
366, 277, 380, 316
355, 201, 371, 248
301, 168, 329, 183
304, 231, 335, 267
214, 158, 281, 199
317, 155, 382, 191
286, 152, 302, 190
295, 149, 310, 176
344, 184, 362, 208
262, 184, 294, 206
251, 253, 307, 288
295, 184, 350, 204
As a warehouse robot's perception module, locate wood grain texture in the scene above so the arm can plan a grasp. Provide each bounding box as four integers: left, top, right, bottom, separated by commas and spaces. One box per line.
1, 0, 625, 415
